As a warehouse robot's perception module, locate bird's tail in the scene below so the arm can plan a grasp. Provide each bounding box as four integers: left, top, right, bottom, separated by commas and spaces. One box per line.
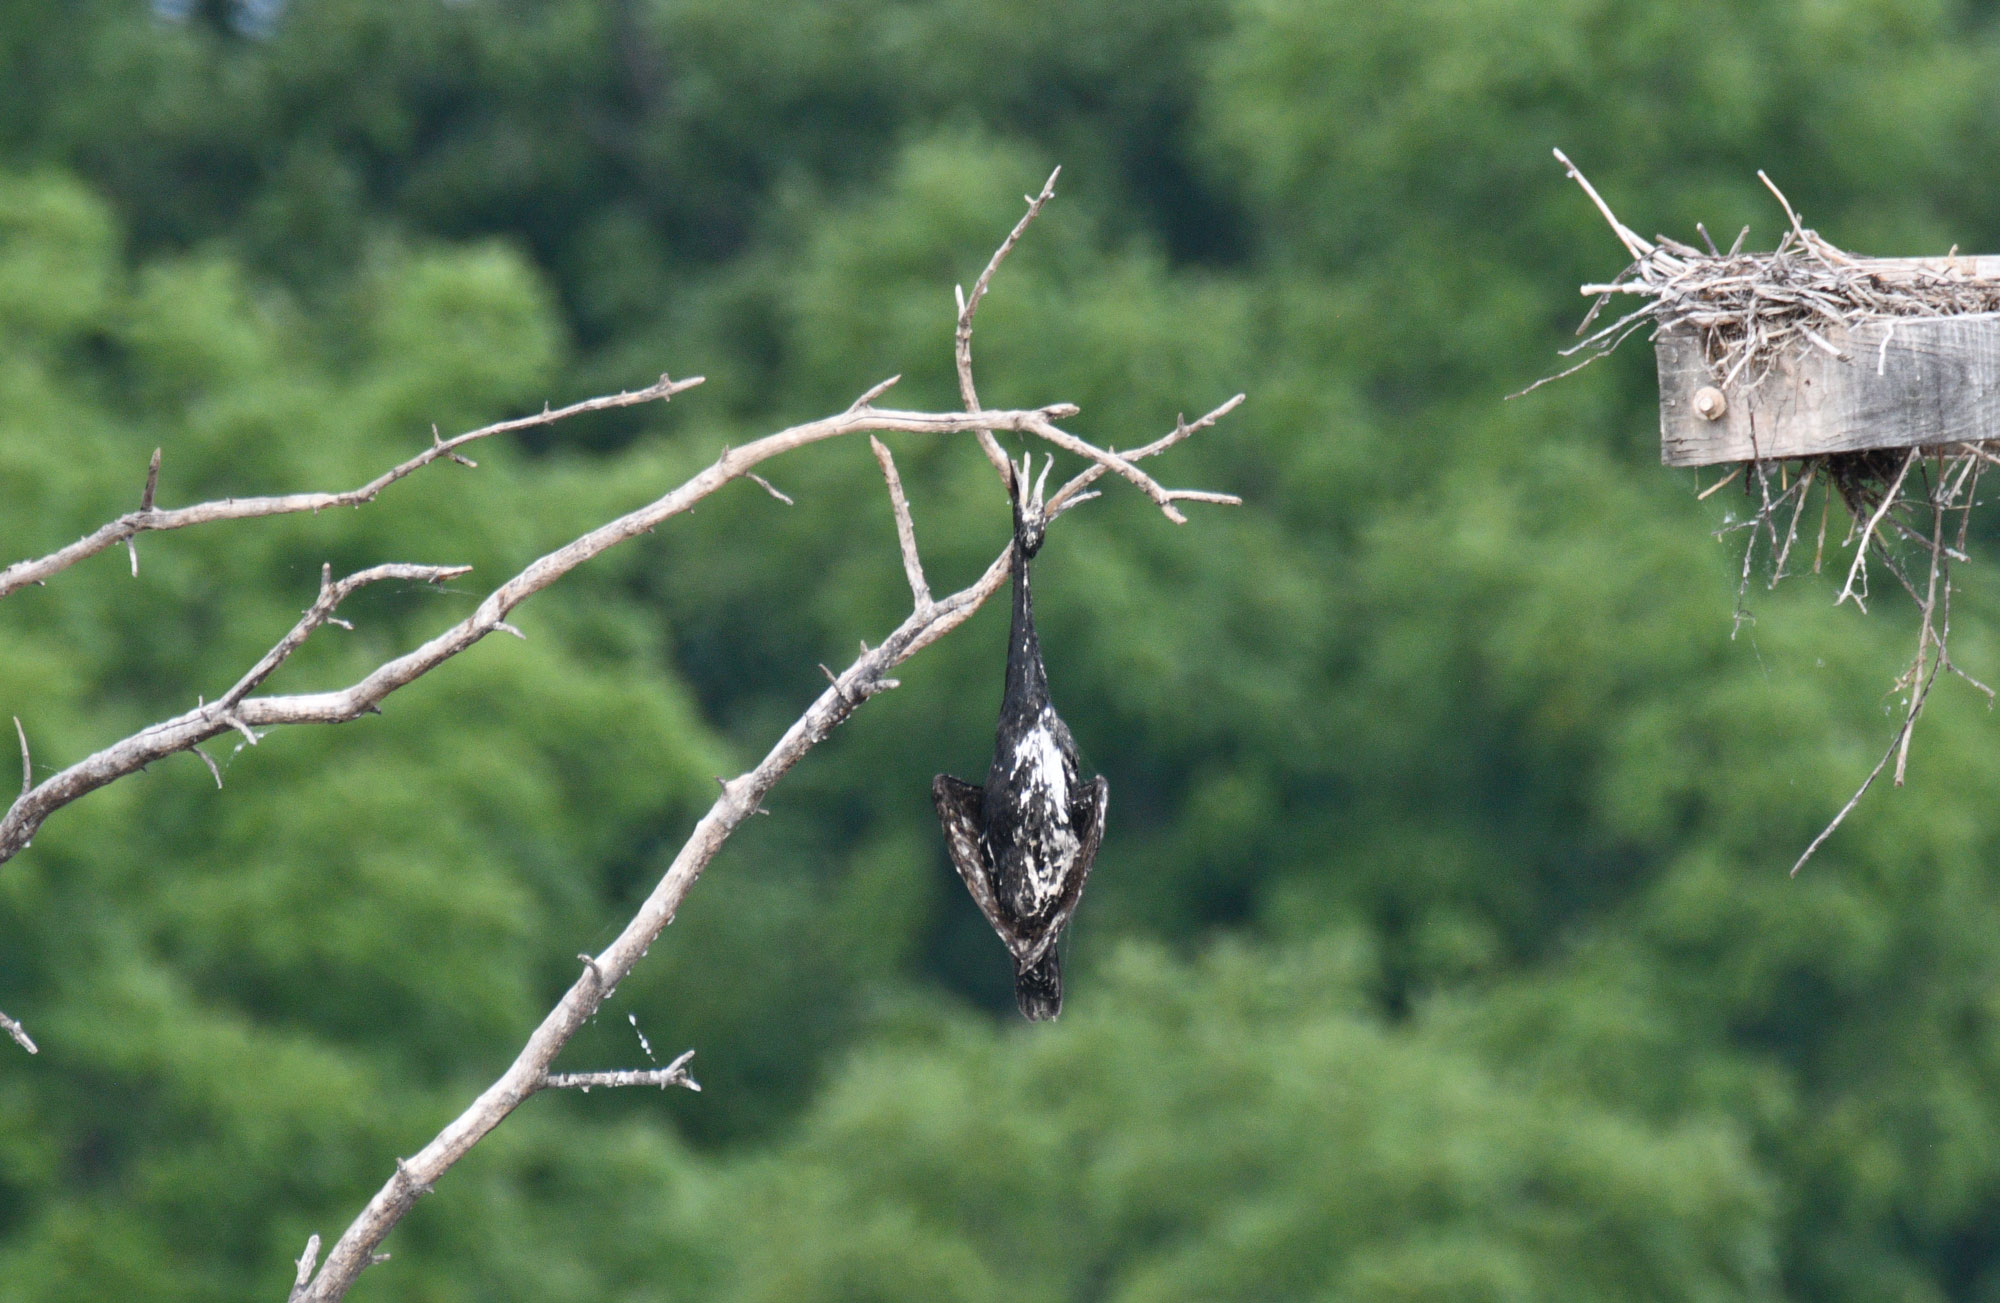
1014, 945, 1062, 1021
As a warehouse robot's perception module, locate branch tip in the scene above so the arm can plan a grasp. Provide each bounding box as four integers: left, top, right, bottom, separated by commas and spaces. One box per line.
543, 1052, 701, 1094
293, 1234, 321, 1294
0, 373, 703, 602
745, 472, 793, 506
0, 1009, 35, 1055
870, 437, 931, 608
849, 374, 902, 412
1553, 147, 1654, 260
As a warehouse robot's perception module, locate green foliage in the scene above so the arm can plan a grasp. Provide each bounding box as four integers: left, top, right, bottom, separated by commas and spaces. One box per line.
9, 1, 2000, 1299
709, 943, 1778, 1303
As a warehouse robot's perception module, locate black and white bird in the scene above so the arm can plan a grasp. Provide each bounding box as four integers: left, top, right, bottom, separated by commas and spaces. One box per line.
934, 454, 1108, 1020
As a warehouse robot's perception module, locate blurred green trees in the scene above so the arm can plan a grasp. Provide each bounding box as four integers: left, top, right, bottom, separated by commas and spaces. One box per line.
9, 0, 2000, 1298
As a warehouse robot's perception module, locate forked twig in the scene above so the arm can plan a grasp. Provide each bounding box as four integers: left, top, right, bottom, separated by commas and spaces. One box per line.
956, 168, 1062, 485
209, 179, 1242, 1302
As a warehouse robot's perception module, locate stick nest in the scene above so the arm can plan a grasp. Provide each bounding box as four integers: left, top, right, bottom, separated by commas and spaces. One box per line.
1541, 150, 2000, 874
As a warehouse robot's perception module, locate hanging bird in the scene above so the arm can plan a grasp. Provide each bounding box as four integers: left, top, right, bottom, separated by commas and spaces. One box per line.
934, 454, 1108, 1020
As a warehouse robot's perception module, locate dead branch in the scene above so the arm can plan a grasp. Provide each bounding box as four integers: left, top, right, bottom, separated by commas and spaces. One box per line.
870, 436, 931, 610
259, 185, 1240, 1303
0, 1008, 35, 1054
955, 167, 1061, 484
543, 1050, 701, 1093
0, 398, 1141, 868
0, 375, 702, 601
1046, 394, 1247, 519
1836, 449, 1916, 610
288, 538, 1015, 1301
0, 170, 1241, 1294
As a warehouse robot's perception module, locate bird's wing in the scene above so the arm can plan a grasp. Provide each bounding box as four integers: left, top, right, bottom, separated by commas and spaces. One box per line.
932, 774, 1027, 950
1017, 775, 1107, 968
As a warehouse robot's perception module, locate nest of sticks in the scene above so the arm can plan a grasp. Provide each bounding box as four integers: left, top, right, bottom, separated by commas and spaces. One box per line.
1541, 150, 2000, 872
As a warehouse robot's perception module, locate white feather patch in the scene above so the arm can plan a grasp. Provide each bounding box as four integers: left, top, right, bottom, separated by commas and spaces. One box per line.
1010, 714, 1079, 910
1011, 718, 1070, 806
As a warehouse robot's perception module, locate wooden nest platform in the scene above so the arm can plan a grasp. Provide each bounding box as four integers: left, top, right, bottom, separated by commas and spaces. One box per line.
1541, 150, 2000, 872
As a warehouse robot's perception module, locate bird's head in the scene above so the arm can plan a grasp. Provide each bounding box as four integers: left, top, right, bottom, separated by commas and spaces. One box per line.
1009, 452, 1051, 558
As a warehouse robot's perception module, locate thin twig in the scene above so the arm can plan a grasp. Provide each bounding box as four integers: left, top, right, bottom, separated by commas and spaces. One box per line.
955, 168, 1061, 486
220, 563, 470, 711
1696, 466, 1743, 501
847, 375, 902, 413
290, 540, 1019, 1303
1790, 711, 1917, 877
0, 1008, 35, 1054
1046, 394, 1246, 517
869, 437, 931, 609
1769, 463, 1818, 583
745, 474, 793, 506
288, 1236, 320, 1303
0, 376, 702, 601
1553, 148, 1655, 260
1894, 500, 1950, 785
542, 1050, 701, 1093
127, 449, 163, 577
1837, 449, 1916, 608
0, 400, 1127, 868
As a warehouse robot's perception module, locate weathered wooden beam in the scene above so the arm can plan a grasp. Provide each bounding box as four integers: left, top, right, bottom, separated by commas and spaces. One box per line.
1660, 309, 2000, 467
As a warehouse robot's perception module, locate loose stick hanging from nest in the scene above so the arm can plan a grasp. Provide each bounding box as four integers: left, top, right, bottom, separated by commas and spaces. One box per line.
1538, 149, 1999, 874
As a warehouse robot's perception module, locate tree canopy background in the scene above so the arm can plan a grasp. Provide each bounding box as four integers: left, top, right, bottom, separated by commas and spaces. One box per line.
7, 1, 2000, 1298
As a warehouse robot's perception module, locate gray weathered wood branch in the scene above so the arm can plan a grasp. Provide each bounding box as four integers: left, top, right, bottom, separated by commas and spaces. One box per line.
955, 167, 1060, 485
544, 1049, 702, 1092
291, 538, 1012, 1301
286, 385, 1235, 1300
0, 400, 1099, 868
0, 375, 702, 601
0, 1008, 34, 1054
0, 177, 1246, 1292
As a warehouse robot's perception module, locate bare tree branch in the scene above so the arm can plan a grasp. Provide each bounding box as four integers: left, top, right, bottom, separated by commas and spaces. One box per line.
1047, 393, 1248, 518
955, 168, 1061, 485
1025, 412, 1244, 524
0, 399, 1123, 868
287, 1236, 320, 1303
544, 1050, 701, 1093
221, 564, 474, 712
0, 375, 702, 601
0, 1008, 35, 1055
127, 448, 161, 577
0, 173, 1244, 1294
292, 537, 1016, 1301
285, 378, 1240, 1298
870, 436, 931, 610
